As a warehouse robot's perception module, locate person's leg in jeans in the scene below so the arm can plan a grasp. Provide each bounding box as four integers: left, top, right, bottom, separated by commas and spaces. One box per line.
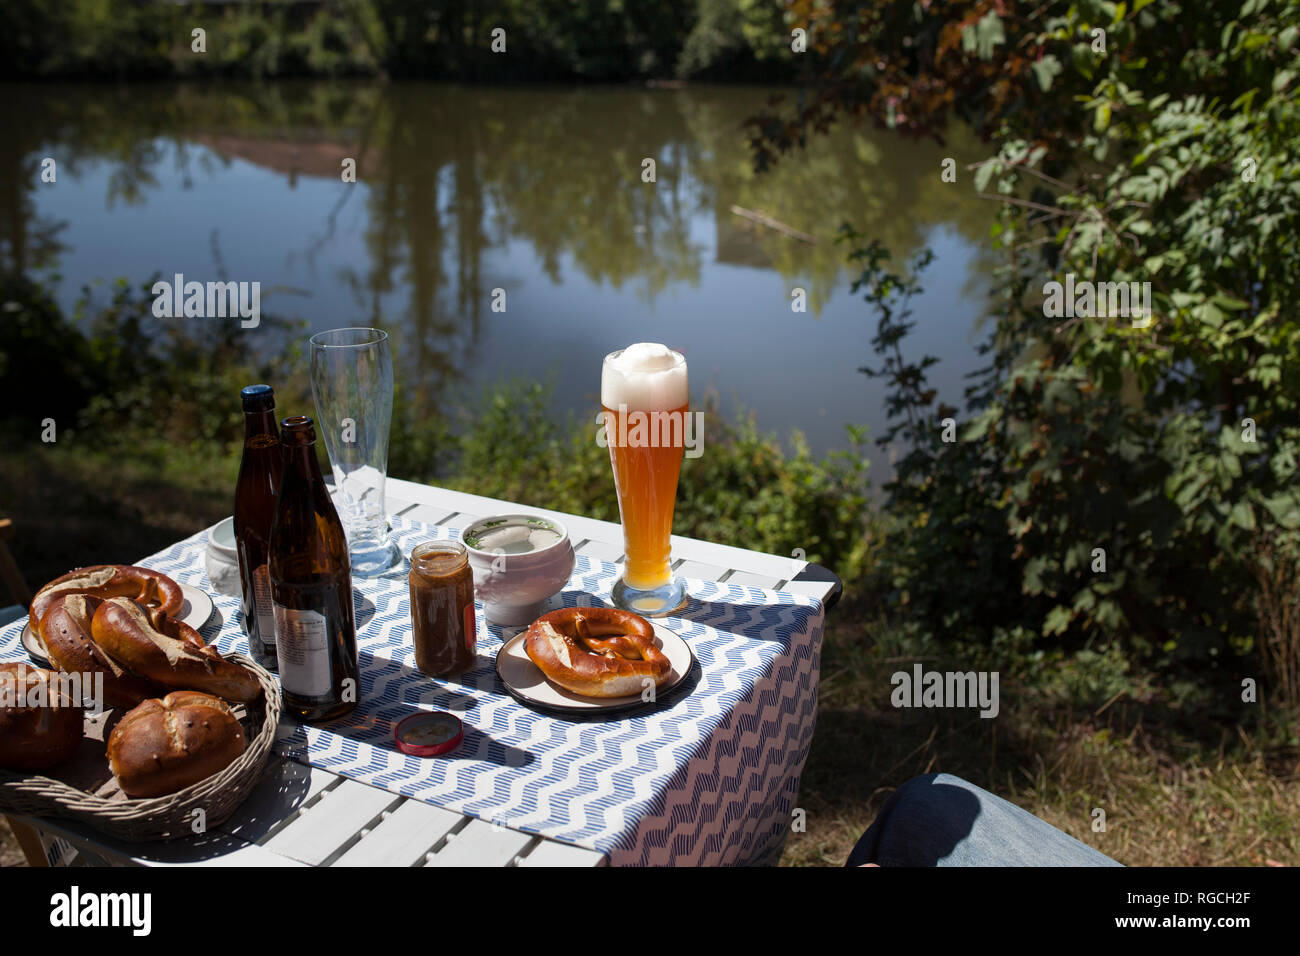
846, 773, 1121, 866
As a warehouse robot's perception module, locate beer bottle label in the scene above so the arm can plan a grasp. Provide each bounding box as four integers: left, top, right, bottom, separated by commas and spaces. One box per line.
272, 605, 332, 697
253, 565, 276, 648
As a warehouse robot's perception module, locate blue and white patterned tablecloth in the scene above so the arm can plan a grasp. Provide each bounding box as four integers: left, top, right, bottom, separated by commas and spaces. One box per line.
1, 514, 824, 866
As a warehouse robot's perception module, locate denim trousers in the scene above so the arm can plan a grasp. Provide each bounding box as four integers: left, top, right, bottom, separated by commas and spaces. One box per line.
845, 773, 1122, 867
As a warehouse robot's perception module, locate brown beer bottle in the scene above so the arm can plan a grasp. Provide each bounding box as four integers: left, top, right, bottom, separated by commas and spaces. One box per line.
234, 385, 282, 669
269, 416, 359, 721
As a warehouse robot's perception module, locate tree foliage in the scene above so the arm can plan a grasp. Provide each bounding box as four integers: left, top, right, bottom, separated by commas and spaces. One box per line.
756, 0, 1300, 693
0, 0, 796, 81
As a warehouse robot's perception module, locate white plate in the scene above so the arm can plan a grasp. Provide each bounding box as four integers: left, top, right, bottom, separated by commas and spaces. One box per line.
21, 584, 216, 666
495, 621, 696, 715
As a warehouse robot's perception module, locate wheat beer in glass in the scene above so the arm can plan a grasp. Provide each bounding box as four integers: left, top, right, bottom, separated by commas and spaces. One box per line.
602, 343, 688, 615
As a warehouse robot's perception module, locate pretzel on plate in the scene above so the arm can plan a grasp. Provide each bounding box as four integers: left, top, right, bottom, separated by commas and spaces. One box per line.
29, 565, 185, 635
524, 607, 672, 698
30, 565, 259, 705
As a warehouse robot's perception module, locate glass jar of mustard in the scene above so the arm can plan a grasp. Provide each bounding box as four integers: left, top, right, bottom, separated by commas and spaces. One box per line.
408, 540, 477, 677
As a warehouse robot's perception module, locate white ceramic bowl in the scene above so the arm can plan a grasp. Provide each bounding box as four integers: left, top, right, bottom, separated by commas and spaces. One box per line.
459, 515, 576, 627
205, 516, 242, 596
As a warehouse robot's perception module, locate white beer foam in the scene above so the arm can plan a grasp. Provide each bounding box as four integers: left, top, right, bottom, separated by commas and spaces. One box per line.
601, 342, 688, 411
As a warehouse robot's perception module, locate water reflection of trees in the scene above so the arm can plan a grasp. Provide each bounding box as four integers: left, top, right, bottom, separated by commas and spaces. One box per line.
0, 79, 995, 414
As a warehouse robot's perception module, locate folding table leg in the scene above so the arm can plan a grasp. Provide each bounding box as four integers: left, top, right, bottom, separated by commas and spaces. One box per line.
4, 816, 47, 867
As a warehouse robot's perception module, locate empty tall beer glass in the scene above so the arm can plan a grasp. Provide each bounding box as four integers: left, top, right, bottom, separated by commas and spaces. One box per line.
309, 327, 400, 576
602, 343, 689, 615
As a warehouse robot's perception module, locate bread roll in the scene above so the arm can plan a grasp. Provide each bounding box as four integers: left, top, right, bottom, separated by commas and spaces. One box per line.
107, 691, 246, 798
0, 662, 84, 772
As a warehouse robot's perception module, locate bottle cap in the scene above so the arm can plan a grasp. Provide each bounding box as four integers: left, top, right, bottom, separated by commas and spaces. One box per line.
240, 384, 275, 412
394, 711, 463, 757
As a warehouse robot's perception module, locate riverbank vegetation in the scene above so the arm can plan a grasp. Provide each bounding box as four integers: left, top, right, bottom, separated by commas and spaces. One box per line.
2, 0, 800, 82
768, 0, 1300, 863
794, 0, 1300, 711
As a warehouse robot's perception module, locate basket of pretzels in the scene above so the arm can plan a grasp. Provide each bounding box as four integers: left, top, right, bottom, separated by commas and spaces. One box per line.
0, 564, 280, 842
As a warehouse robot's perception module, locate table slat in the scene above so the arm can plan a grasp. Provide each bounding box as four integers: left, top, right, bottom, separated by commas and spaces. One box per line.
780, 578, 836, 606
676, 559, 728, 582
576, 539, 623, 563
516, 840, 606, 867
263, 779, 402, 866
401, 503, 457, 526
15, 815, 305, 868
724, 570, 785, 590
332, 799, 467, 867
142, 841, 308, 867
217, 755, 341, 845
425, 819, 536, 867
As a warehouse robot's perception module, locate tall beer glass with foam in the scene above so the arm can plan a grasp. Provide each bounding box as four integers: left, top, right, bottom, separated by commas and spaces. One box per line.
602, 343, 689, 615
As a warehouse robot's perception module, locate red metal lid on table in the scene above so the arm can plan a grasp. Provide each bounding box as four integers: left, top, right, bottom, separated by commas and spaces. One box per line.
394, 711, 463, 757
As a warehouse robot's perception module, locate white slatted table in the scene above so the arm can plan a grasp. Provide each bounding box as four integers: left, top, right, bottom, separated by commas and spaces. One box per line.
14, 477, 837, 867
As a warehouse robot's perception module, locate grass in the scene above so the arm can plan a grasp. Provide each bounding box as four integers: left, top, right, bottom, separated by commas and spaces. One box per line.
780, 602, 1300, 866
0, 440, 237, 587
1, 442, 1297, 867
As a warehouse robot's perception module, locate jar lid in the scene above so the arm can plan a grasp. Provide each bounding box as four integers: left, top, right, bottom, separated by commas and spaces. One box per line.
394, 711, 463, 757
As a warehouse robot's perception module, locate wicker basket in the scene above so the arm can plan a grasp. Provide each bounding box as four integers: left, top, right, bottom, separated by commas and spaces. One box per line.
0, 654, 281, 842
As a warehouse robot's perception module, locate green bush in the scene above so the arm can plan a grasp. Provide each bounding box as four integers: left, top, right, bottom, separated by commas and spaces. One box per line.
3, 276, 308, 453
433, 378, 874, 582
809, 1, 1300, 705
0, 273, 104, 439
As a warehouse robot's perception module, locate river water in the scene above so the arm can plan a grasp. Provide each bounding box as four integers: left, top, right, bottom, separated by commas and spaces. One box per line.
3, 80, 996, 458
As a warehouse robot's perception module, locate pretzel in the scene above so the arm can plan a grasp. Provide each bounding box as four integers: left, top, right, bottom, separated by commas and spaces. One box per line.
90, 597, 262, 703
30, 565, 185, 636
38, 594, 164, 708
524, 607, 671, 698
